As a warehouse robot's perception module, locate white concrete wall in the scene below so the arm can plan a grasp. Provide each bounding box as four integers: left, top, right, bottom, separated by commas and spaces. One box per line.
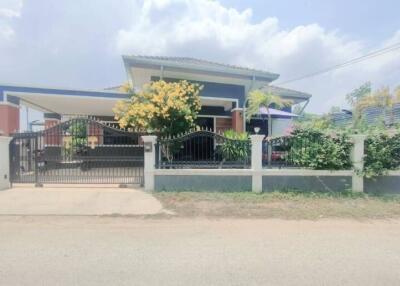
271, 118, 293, 137
145, 133, 368, 193
153, 168, 354, 192
0, 137, 11, 190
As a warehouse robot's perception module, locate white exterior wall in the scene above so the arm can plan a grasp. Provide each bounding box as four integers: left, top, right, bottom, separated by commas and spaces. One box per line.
0, 137, 11, 190
128, 66, 269, 95
271, 118, 293, 137
130, 68, 155, 90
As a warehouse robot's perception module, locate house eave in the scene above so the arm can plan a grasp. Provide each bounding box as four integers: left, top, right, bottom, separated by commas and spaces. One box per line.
262, 85, 312, 103
122, 55, 280, 83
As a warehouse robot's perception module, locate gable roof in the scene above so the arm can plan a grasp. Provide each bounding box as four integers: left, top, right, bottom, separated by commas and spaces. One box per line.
262, 85, 312, 101
123, 55, 280, 82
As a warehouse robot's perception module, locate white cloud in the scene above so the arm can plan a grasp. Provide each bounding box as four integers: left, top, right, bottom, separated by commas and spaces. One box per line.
0, 0, 23, 39
116, 0, 400, 113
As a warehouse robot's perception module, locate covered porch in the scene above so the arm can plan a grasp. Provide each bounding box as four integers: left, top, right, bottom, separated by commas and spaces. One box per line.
0, 84, 243, 134
246, 107, 299, 137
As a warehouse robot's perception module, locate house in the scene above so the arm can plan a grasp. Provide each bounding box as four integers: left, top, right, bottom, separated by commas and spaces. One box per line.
0, 55, 311, 136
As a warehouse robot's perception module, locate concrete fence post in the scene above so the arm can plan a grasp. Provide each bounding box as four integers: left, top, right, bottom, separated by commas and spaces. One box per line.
350, 134, 367, 192
141, 135, 157, 192
250, 135, 265, 193
0, 136, 12, 190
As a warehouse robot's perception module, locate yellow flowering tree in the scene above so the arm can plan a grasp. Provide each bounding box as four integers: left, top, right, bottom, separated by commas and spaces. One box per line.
113, 80, 202, 136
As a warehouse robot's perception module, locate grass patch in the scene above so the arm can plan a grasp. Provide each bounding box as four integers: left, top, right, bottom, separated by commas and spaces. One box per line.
153, 189, 400, 219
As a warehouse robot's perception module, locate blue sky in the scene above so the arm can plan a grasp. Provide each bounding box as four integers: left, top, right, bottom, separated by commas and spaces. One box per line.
221, 0, 399, 44
1, 0, 399, 128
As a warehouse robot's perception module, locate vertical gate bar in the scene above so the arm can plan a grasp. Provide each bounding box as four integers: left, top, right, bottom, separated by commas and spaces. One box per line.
34, 134, 42, 187
9, 138, 14, 187
267, 139, 272, 168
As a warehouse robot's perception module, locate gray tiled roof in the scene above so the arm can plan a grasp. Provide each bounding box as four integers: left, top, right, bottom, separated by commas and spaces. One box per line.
123, 55, 279, 80
262, 85, 312, 100
131, 55, 269, 73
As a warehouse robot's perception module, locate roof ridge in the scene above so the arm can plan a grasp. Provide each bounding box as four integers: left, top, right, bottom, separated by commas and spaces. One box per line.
126, 55, 276, 76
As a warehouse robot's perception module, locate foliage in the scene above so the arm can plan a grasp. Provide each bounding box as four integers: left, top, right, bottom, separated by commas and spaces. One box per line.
345, 83, 400, 130
287, 128, 353, 170
356, 87, 393, 110
364, 132, 400, 178
118, 81, 133, 93
62, 121, 87, 157
329, 106, 342, 113
345, 81, 372, 107
220, 130, 250, 161
296, 84, 400, 133
246, 89, 292, 121
68, 121, 87, 147
246, 89, 292, 136
294, 112, 332, 130
113, 80, 202, 136
396, 86, 400, 102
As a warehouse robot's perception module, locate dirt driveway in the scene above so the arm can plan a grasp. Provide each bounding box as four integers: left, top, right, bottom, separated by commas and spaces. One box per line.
0, 185, 163, 216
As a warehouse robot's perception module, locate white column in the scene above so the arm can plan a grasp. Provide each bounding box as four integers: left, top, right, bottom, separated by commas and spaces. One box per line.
141, 135, 157, 192
0, 136, 12, 190
350, 135, 367, 192
250, 135, 264, 193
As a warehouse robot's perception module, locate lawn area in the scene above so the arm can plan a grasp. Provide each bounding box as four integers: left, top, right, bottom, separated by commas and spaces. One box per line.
153, 190, 400, 219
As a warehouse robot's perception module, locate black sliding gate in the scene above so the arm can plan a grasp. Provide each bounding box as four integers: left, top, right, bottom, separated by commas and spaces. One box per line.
9, 118, 144, 186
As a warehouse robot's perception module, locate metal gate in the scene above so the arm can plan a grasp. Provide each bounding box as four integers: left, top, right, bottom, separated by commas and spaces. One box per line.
9, 118, 144, 185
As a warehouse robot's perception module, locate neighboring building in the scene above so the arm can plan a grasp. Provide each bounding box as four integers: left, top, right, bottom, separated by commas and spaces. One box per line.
0, 55, 311, 136
330, 110, 353, 127
330, 104, 400, 127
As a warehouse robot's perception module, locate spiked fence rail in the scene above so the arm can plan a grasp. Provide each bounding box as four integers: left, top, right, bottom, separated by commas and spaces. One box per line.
262, 132, 353, 170
262, 135, 323, 168
9, 117, 145, 185
156, 128, 251, 169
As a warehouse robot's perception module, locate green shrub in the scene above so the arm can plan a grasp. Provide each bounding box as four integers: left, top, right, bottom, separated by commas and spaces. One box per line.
220, 130, 250, 161
287, 129, 353, 170
364, 133, 400, 177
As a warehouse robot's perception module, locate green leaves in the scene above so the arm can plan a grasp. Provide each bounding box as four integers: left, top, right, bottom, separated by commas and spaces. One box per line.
246, 89, 292, 121
288, 129, 353, 170
364, 133, 400, 178
346, 81, 372, 107
220, 130, 250, 162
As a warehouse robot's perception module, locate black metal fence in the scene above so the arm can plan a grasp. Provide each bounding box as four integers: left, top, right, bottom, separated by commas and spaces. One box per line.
262, 132, 354, 170
156, 130, 251, 169
262, 135, 323, 168
10, 117, 145, 185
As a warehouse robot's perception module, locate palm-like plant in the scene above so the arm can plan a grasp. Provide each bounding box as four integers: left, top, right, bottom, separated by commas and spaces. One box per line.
246, 89, 292, 167
246, 89, 292, 137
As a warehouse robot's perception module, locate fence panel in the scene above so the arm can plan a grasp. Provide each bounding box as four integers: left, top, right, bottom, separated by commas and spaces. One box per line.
262, 135, 323, 168
156, 130, 251, 169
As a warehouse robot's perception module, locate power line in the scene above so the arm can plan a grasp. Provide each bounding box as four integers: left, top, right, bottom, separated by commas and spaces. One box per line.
276, 41, 400, 85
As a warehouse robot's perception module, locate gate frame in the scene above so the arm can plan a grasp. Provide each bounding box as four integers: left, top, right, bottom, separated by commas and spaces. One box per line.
9, 117, 145, 186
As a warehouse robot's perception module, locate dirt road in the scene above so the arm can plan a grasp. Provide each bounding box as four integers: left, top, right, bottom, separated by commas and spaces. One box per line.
1, 217, 400, 286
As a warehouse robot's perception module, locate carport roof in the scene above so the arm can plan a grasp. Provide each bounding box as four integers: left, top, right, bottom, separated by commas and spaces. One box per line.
0, 83, 129, 116
0, 83, 237, 116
